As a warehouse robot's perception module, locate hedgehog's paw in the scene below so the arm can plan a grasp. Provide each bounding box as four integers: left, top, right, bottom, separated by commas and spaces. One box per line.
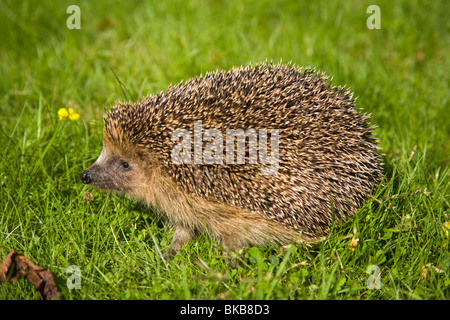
163, 225, 196, 259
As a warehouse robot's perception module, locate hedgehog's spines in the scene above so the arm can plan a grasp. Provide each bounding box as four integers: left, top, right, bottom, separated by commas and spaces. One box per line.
101, 62, 382, 242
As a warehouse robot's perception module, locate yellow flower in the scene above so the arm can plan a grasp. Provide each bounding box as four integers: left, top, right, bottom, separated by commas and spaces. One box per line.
58, 107, 80, 121
68, 108, 80, 120
348, 236, 359, 251
58, 108, 69, 121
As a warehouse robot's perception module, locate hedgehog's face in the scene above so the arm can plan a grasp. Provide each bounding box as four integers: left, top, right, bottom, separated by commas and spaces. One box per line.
81, 145, 148, 194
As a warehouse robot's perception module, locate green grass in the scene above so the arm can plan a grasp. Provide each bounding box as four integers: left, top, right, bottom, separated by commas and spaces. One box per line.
0, 0, 449, 300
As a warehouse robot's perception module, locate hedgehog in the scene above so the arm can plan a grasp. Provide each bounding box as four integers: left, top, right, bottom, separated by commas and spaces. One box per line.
81, 62, 382, 257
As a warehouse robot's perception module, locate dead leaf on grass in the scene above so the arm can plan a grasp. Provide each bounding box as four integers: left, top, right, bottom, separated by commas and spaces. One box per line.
0, 249, 59, 300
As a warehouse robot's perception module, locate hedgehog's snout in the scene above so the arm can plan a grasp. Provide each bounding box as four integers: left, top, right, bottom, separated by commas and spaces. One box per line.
81, 170, 91, 184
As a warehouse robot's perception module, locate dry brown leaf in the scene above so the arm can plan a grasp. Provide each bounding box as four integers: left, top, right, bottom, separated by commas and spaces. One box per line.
0, 249, 59, 300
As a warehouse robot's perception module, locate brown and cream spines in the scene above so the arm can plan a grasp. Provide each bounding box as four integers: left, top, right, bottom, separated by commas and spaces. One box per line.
82, 62, 382, 256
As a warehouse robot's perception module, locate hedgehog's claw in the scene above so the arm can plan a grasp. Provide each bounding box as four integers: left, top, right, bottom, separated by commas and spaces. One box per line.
163, 225, 196, 259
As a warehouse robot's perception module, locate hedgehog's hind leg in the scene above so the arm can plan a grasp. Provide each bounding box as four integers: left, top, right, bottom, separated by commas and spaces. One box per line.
163, 224, 197, 259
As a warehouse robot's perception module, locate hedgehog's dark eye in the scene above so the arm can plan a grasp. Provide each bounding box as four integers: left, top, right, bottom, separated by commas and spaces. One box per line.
120, 161, 130, 170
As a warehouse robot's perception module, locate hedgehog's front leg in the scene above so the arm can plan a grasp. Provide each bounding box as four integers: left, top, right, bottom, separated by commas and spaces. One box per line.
163, 224, 197, 258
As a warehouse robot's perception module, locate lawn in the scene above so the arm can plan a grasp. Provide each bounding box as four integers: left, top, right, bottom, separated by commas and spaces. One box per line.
0, 0, 448, 300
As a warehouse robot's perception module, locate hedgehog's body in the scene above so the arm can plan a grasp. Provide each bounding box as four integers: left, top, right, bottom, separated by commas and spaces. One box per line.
82, 63, 382, 256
